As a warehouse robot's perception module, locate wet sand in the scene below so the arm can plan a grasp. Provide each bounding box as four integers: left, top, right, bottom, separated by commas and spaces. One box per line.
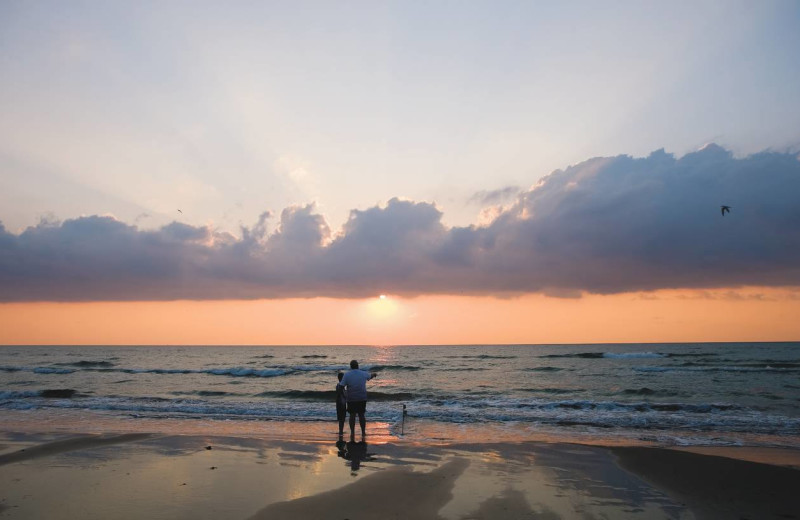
0, 433, 153, 467
0, 432, 798, 519
612, 447, 800, 520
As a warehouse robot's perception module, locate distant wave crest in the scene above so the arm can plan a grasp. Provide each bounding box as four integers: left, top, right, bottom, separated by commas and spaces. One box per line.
539, 352, 666, 359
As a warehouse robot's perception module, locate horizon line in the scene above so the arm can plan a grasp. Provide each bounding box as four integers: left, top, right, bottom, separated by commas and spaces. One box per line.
1, 340, 798, 347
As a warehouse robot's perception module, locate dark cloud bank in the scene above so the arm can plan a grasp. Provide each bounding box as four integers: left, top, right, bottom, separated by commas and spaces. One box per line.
2, 144, 800, 302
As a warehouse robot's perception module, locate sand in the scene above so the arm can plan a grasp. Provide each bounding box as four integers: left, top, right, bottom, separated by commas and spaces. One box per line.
249, 458, 470, 520
612, 447, 800, 520
0, 433, 152, 467
0, 432, 798, 519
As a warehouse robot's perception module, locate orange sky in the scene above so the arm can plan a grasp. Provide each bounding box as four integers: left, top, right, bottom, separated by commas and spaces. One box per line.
1, 287, 798, 345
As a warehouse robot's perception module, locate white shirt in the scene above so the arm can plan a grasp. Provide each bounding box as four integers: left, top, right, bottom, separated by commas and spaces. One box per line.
338, 369, 373, 402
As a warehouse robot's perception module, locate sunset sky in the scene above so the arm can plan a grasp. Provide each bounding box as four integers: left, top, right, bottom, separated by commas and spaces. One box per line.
1, 1, 799, 344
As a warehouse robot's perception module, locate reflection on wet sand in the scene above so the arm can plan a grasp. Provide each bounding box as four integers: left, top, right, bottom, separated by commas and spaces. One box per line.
336, 439, 376, 473
249, 458, 470, 520
0, 433, 797, 520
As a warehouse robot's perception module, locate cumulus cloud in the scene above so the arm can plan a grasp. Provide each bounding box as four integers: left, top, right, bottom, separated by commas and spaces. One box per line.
1, 144, 799, 301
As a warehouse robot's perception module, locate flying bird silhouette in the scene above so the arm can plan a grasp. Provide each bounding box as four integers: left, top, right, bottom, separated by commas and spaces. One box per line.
720, 205, 731, 216
177, 209, 183, 214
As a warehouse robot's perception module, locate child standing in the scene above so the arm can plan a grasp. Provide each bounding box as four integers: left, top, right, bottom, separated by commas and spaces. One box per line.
336, 372, 347, 437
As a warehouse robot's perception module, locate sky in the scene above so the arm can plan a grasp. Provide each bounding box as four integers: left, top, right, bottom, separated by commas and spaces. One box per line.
1, 1, 799, 344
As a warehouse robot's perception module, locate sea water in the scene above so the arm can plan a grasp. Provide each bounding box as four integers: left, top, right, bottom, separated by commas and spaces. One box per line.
1, 343, 798, 447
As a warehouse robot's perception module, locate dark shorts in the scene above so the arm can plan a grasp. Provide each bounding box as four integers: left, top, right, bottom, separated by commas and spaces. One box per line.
347, 401, 366, 414
336, 403, 347, 421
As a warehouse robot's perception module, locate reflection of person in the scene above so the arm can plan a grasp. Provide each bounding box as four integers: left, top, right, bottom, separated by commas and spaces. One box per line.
337, 360, 377, 441
345, 441, 368, 471
336, 372, 347, 437
335, 439, 372, 473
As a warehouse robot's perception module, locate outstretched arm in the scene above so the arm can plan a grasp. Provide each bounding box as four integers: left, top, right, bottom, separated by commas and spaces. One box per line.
370, 372, 377, 380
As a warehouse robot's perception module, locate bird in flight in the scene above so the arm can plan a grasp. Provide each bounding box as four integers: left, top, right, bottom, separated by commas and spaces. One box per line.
720, 205, 731, 216
177, 209, 183, 214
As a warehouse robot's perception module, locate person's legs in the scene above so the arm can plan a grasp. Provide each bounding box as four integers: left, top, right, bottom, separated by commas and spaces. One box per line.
349, 412, 356, 441
358, 411, 366, 437
337, 405, 346, 436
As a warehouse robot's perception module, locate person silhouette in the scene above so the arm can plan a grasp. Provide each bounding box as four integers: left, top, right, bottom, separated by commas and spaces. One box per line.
336, 372, 347, 437
337, 360, 377, 441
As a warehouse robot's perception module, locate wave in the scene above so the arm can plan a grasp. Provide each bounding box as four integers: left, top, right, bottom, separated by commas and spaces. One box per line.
539, 352, 666, 359
0, 390, 39, 399
300, 355, 328, 359
538, 352, 604, 359
675, 357, 800, 365
635, 366, 800, 374
511, 400, 741, 413
55, 360, 116, 368
34, 367, 75, 374
443, 355, 517, 360
3, 392, 798, 439
40, 389, 79, 398
622, 387, 656, 395
602, 352, 666, 359
252, 354, 274, 359
286, 364, 347, 372
255, 390, 415, 401
0, 389, 78, 399
170, 390, 245, 397
675, 361, 800, 369
369, 365, 422, 372
8, 357, 704, 379
1, 365, 78, 375
0, 394, 755, 415
205, 368, 289, 377
619, 387, 681, 397
736, 362, 800, 369
518, 388, 582, 394
400, 401, 800, 436
0, 364, 291, 378
666, 352, 718, 358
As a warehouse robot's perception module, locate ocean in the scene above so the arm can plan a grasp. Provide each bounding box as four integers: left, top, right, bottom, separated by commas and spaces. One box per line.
1, 343, 799, 447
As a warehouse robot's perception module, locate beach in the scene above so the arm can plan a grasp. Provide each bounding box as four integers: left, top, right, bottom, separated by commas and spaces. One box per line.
2, 343, 799, 518
3, 1, 800, 516
1, 431, 800, 519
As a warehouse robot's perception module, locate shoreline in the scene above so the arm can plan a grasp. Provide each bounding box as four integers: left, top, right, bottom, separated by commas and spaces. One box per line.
3, 428, 800, 468
2, 408, 799, 452
1, 430, 799, 519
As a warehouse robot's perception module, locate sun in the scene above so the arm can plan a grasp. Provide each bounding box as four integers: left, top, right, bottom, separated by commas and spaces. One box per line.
363, 294, 399, 321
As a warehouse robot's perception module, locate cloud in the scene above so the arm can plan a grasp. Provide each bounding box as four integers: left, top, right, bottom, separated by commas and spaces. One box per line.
1, 144, 800, 301
467, 186, 522, 206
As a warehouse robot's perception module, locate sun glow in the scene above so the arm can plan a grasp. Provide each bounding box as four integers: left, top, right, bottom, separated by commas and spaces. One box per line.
364, 294, 399, 320
2, 288, 800, 345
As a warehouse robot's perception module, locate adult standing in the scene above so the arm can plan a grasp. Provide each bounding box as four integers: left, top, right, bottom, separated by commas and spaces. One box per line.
338, 360, 377, 441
